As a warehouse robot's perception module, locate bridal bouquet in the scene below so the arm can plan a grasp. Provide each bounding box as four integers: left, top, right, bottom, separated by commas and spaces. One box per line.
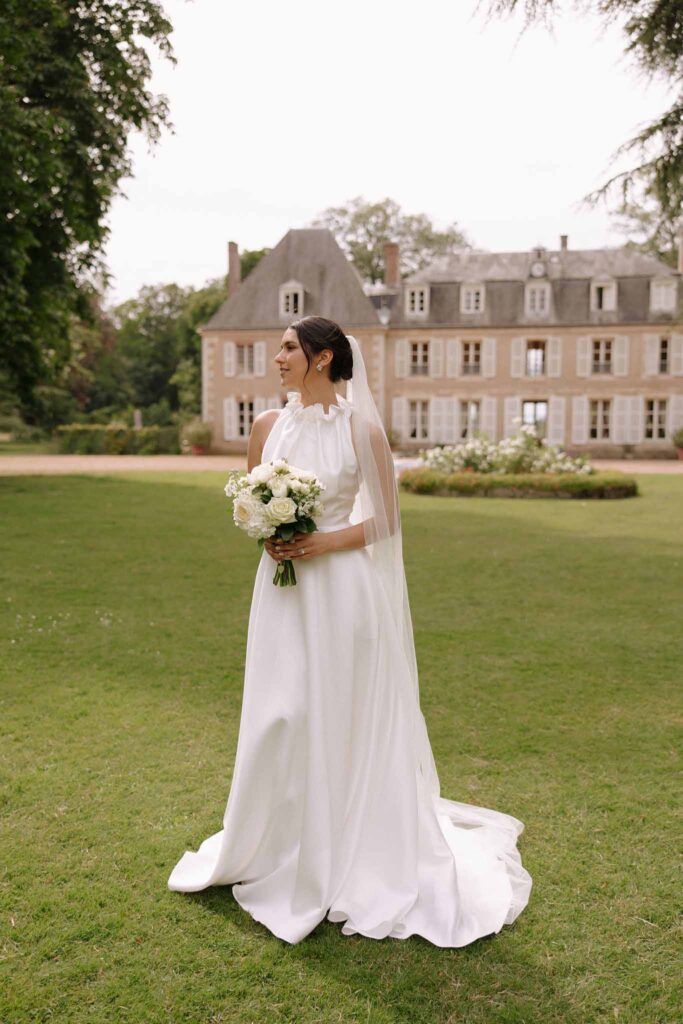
224, 457, 326, 587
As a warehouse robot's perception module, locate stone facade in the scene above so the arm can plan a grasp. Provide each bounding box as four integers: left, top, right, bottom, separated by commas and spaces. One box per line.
201, 228, 683, 456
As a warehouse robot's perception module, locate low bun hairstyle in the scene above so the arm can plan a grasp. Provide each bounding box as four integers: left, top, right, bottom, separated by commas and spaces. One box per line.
287, 316, 353, 384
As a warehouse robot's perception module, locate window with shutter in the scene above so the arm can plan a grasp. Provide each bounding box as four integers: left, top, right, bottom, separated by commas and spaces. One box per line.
525, 340, 546, 376
645, 398, 667, 439
462, 340, 481, 375
237, 399, 255, 438
459, 399, 481, 439
589, 399, 610, 440
522, 399, 547, 438
410, 341, 429, 376
408, 399, 429, 440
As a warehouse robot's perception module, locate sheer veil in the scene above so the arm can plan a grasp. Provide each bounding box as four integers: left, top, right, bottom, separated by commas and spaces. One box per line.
345, 334, 440, 794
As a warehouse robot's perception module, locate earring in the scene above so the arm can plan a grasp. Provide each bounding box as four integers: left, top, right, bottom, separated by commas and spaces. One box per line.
316, 363, 323, 371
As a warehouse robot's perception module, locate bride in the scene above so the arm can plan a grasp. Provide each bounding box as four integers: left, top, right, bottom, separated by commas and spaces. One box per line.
168, 315, 532, 946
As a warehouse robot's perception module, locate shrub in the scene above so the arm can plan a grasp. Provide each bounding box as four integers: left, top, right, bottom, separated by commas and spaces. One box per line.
672, 427, 683, 449
180, 418, 213, 451
399, 468, 638, 499
55, 424, 180, 454
419, 420, 594, 476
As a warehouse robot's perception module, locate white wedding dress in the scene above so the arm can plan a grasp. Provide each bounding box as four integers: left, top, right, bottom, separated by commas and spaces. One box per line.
168, 390, 532, 945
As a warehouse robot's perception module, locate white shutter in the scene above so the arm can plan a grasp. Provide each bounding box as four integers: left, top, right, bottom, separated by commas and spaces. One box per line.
482, 337, 496, 377
571, 396, 589, 444
446, 338, 461, 378
443, 397, 458, 442
392, 396, 409, 441
666, 394, 683, 438
429, 397, 446, 442
576, 336, 591, 377
613, 335, 629, 376
612, 395, 628, 443
253, 396, 268, 417
547, 336, 562, 377
671, 334, 683, 376
510, 337, 525, 377
394, 338, 410, 378
604, 283, 617, 312
481, 395, 497, 441
223, 396, 238, 440
223, 340, 236, 377
627, 395, 644, 444
429, 338, 444, 378
253, 341, 267, 377
547, 396, 566, 445
503, 395, 521, 437
643, 334, 660, 376
266, 395, 282, 409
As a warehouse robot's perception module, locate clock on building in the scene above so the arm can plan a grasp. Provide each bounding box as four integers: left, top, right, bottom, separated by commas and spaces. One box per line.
530, 261, 546, 277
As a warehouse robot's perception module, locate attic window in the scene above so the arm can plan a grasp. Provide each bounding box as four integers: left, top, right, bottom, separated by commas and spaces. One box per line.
461, 285, 485, 314
279, 282, 304, 318
650, 278, 676, 313
525, 283, 550, 316
405, 286, 429, 318
590, 280, 616, 312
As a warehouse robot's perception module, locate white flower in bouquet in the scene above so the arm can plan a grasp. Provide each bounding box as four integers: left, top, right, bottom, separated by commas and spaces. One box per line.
224, 457, 326, 587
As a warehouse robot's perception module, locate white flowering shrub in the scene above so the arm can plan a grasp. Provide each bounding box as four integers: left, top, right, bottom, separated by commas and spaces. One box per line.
418, 418, 594, 476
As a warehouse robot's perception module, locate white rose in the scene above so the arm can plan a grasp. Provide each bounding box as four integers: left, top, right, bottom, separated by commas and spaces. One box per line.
270, 477, 291, 498
232, 492, 262, 526
248, 463, 274, 485
265, 496, 298, 524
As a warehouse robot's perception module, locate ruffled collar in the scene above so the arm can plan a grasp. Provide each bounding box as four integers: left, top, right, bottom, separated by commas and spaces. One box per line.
285, 390, 353, 421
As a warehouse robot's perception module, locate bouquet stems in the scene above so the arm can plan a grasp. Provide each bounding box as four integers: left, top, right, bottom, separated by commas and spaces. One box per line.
273, 558, 297, 586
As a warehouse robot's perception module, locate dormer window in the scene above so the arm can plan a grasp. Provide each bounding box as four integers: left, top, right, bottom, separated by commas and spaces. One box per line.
279, 280, 304, 318
650, 278, 677, 313
461, 284, 485, 314
525, 283, 550, 316
590, 279, 616, 312
405, 286, 429, 318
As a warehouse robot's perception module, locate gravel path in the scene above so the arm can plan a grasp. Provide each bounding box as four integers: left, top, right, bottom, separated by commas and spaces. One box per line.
0, 454, 681, 475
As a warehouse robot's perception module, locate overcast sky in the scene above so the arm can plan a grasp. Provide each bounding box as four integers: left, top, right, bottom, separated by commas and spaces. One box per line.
102, 0, 673, 306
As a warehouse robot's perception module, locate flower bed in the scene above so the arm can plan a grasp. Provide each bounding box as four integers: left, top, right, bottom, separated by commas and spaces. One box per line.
55, 424, 180, 454
418, 422, 593, 476
399, 468, 638, 499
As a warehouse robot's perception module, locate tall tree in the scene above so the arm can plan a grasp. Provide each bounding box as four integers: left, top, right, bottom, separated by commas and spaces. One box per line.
310, 197, 472, 282
113, 283, 190, 411
0, 0, 175, 417
611, 183, 680, 267
479, 1, 683, 212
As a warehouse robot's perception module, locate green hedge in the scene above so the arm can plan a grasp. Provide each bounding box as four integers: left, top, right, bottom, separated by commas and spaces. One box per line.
398, 468, 639, 499
55, 424, 181, 455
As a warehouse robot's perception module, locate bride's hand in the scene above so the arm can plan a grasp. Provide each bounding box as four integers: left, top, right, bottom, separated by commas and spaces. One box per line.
264, 531, 331, 562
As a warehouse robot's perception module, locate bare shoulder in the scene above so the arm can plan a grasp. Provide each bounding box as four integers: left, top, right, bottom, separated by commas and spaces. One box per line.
254, 407, 281, 437
247, 407, 282, 470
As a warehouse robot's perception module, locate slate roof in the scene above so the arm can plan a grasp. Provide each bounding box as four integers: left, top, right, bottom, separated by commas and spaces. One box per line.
407, 246, 677, 284
390, 246, 680, 328
204, 228, 379, 330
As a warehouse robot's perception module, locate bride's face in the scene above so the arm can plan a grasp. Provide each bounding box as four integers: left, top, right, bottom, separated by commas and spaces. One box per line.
275, 329, 314, 389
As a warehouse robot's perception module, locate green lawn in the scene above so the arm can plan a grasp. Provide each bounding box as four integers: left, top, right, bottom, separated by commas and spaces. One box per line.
1, 472, 680, 1024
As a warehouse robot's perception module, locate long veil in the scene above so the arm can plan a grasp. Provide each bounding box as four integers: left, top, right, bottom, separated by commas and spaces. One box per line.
345, 335, 440, 795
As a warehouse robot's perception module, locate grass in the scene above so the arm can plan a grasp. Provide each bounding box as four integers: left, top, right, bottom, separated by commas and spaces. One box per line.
0, 438, 60, 455
0, 471, 681, 1024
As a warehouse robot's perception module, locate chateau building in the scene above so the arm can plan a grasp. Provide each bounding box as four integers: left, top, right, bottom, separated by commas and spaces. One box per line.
201, 228, 683, 456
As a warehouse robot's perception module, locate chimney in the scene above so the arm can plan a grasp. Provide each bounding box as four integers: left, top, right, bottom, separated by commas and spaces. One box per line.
384, 242, 400, 288
228, 241, 241, 297
560, 234, 568, 252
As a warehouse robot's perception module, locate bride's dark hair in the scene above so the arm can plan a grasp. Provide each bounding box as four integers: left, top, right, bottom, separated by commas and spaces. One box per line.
287, 316, 353, 383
